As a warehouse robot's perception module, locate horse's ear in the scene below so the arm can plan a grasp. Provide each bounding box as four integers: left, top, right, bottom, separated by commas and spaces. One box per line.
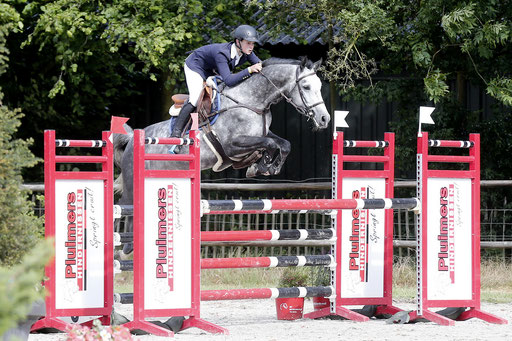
312, 58, 322, 71
299, 56, 308, 70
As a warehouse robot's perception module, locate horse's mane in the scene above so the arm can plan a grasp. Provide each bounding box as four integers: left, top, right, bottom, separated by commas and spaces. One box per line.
262, 57, 316, 69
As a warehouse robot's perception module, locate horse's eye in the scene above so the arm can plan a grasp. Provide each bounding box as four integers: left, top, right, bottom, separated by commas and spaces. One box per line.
302, 84, 311, 90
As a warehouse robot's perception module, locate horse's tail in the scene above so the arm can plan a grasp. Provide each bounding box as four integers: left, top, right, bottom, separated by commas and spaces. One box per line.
113, 123, 133, 169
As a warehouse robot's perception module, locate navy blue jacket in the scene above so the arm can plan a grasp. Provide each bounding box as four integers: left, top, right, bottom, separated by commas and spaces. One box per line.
185, 42, 261, 87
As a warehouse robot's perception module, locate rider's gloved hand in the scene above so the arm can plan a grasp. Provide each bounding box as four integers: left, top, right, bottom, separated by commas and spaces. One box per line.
248, 62, 262, 74
206, 76, 218, 90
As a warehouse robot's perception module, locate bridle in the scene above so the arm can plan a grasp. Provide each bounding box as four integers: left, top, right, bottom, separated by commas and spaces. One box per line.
259, 66, 325, 128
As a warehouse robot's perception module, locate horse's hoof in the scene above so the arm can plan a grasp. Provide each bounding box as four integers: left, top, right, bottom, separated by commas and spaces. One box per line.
246, 164, 258, 177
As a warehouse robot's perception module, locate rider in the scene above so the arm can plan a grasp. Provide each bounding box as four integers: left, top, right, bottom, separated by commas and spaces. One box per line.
170, 24, 263, 143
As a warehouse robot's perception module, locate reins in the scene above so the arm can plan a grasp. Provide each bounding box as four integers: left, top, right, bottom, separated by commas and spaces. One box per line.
212, 90, 268, 135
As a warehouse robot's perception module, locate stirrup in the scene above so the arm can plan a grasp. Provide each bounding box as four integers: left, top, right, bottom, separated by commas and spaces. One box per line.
169, 144, 182, 154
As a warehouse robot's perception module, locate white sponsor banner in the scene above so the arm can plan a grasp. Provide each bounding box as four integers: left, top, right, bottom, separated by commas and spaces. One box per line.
54, 180, 105, 309
426, 178, 472, 301
340, 178, 385, 298
144, 178, 192, 310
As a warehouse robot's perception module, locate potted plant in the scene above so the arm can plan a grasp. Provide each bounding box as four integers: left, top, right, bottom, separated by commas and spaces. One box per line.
275, 267, 310, 320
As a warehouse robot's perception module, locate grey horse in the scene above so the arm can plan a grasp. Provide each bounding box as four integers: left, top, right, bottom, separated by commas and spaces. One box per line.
113, 57, 330, 238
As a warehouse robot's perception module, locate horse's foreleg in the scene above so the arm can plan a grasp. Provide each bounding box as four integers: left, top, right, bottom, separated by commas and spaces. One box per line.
265, 130, 291, 175
228, 134, 290, 177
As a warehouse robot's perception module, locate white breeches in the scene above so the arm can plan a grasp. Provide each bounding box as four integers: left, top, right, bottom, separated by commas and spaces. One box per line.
184, 63, 204, 107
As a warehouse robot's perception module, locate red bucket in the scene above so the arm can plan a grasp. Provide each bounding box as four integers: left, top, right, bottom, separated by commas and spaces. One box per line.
312, 296, 330, 311
275, 297, 305, 320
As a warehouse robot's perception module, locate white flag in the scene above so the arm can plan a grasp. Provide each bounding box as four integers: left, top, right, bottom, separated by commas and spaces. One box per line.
418, 106, 435, 137
334, 110, 349, 129
419, 106, 435, 125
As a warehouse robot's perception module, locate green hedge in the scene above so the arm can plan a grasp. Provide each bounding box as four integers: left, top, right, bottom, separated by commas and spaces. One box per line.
0, 97, 43, 266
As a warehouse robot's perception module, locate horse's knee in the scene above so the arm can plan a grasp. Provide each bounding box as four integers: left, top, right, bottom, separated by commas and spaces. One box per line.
281, 140, 291, 157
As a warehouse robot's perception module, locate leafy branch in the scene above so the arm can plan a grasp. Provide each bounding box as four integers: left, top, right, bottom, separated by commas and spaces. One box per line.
422, 2, 512, 105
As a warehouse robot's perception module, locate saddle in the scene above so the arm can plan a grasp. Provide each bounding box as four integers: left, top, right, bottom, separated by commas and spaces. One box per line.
170, 82, 262, 172
170, 94, 189, 109
170, 88, 213, 117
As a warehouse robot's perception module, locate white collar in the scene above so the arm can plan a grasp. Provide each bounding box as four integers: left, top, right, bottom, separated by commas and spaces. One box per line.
231, 43, 242, 62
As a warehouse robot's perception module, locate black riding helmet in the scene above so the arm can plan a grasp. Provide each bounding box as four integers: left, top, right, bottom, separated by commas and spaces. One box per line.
233, 25, 262, 45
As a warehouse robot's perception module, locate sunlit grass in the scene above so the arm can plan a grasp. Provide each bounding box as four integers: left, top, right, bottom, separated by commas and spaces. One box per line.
479, 259, 512, 303
114, 271, 133, 294
201, 268, 284, 290
391, 257, 512, 303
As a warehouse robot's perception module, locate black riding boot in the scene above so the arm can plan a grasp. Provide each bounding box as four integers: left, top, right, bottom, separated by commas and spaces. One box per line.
171, 102, 196, 137
170, 102, 196, 153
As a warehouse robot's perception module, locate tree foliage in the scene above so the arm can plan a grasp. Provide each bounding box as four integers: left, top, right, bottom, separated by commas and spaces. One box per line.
0, 0, 44, 265
0, 97, 43, 265
21, 0, 237, 94
255, 0, 512, 184
1, 0, 512, 185
0, 0, 22, 78
255, 0, 512, 106
1, 0, 253, 179
253, 0, 395, 90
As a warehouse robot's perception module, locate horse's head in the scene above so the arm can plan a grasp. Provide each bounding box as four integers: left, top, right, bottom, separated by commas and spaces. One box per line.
289, 57, 330, 130
230, 57, 331, 131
